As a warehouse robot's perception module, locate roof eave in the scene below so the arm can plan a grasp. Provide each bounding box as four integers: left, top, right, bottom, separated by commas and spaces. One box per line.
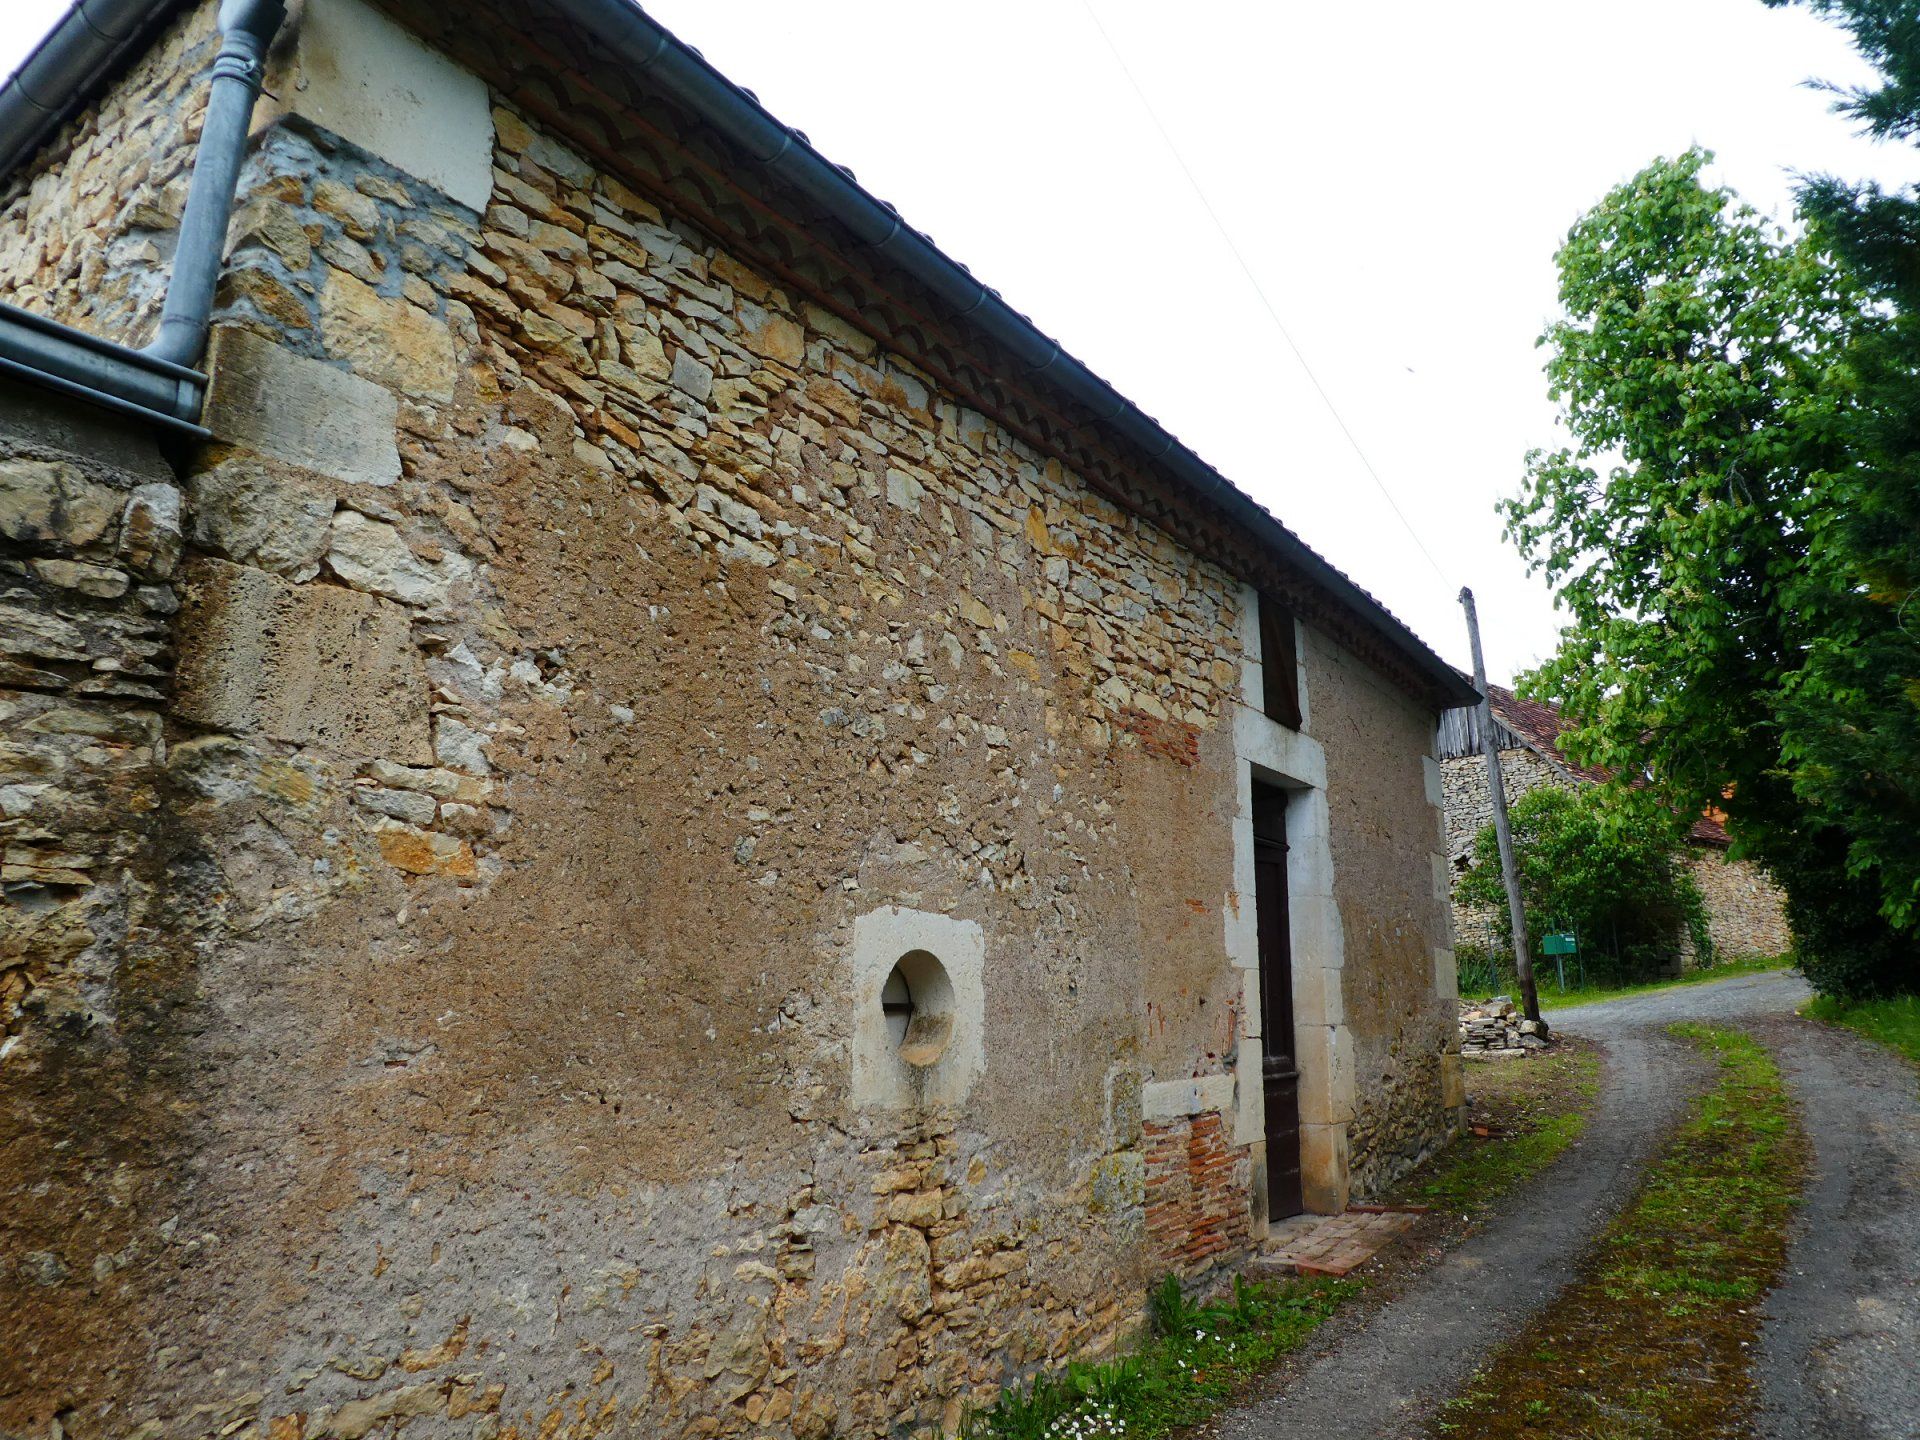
0, 0, 1477, 711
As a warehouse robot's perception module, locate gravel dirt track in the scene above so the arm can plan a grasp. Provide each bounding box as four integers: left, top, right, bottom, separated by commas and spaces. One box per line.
1210, 967, 1920, 1440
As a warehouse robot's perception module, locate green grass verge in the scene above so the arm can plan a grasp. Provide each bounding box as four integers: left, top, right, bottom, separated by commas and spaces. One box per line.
961, 1273, 1357, 1440
1462, 954, 1790, 1012
1403, 1045, 1601, 1216
1804, 992, 1920, 1070
1429, 1024, 1807, 1439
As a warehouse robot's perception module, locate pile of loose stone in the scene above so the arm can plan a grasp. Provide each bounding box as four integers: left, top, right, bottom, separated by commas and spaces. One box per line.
1459, 996, 1550, 1058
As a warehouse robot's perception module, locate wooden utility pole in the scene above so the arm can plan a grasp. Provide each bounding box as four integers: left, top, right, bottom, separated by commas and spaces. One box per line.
1459, 587, 1543, 1027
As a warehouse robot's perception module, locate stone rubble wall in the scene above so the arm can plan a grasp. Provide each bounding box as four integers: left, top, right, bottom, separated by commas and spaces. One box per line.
0, 4, 219, 346
1345, 1044, 1457, 1191
0, 4, 1460, 1437
1685, 850, 1792, 959
0, 398, 182, 1046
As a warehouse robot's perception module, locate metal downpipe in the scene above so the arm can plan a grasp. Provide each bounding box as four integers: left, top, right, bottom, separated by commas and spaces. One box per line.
0, 0, 282, 434
143, 0, 285, 370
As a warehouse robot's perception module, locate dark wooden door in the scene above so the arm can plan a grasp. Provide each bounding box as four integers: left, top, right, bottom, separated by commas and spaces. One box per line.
1254, 783, 1304, 1219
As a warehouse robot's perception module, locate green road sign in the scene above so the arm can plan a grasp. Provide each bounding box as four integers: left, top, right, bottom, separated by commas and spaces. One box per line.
1541, 932, 1578, 955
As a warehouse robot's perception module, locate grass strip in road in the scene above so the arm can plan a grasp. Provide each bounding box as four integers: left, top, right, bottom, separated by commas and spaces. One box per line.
960, 1273, 1357, 1440
1805, 992, 1920, 1072
1396, 1040, 1602, 1217
1429, 1024, 1807, 1440
1462, 954, 1790, 1012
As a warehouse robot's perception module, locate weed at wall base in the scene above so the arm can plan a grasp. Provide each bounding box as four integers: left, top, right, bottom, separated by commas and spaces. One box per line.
961, 1273, 1357, 1440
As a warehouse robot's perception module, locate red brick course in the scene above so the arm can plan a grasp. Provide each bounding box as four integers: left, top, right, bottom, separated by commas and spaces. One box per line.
1115, 707, 1202, 767
1143, 1110, 1251, 1279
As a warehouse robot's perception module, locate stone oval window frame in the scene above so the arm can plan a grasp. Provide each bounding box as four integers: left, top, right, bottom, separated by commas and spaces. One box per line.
850, 907, 986, 1111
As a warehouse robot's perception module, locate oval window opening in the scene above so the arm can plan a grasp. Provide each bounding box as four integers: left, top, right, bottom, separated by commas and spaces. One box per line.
882, 949, 954, 1067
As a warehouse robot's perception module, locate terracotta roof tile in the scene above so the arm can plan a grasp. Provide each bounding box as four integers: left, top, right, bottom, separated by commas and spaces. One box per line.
1485, 685, 1730, 848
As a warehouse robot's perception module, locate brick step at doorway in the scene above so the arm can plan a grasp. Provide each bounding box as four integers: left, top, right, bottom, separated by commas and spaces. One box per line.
1246, 1206, 1426, 1278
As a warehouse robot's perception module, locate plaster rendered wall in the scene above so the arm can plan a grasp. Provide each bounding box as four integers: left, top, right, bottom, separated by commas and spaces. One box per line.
1306, 635, 1463, 1197
0, 3, 1449, 1436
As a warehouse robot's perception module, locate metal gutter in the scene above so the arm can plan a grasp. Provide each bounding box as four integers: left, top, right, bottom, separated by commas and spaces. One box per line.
0, 0, 280, 437
0, 303, 208, 436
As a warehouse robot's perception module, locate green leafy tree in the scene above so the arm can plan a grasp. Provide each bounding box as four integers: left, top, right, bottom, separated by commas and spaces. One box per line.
1503, 147, 1919, 998
1459, 787, 1712, 984
1757, 0, 1920, 994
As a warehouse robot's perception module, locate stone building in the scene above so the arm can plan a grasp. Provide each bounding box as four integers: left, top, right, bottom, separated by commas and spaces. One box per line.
1439, 685, 1792, 961
0, 2, 1477, 1436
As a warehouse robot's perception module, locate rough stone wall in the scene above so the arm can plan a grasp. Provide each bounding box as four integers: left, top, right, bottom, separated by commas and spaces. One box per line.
1307, 634, 1461, 1198
0, 379, 223, 1439
0, 388, 185, 1045
1685, 849, 1792, 959
0, 5, 219, 346
0, 5, 1457, 1437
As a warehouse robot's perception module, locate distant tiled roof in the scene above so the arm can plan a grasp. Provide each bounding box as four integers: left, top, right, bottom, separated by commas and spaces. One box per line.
1483, 685, 1730, 848
1484, 684, 1608, 785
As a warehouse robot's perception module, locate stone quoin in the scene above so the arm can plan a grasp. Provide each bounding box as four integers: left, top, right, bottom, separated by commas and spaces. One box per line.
0, 2, 1477, 1436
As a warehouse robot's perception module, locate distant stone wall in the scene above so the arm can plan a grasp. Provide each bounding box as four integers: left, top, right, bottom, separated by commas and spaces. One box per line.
1440, 746, 1794, 969
1439, 745, 1575, 864
1440, 745, 1574, 953
1686, 849, 1792, 959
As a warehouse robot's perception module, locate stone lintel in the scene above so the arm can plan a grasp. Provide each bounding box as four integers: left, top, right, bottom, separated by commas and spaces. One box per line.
1142, 1073, 1235, 1123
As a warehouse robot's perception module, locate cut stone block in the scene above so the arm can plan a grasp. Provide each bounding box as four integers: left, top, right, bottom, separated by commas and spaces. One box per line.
275, 0, 494, 212
173, 558, 430, 763
202, 328, 401, 488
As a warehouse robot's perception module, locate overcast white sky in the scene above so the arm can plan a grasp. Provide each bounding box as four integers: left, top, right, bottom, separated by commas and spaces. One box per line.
7, 0, 1918, 681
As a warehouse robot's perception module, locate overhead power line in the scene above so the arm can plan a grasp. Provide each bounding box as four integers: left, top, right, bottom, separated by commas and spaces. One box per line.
1079, 0, 1452, 584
